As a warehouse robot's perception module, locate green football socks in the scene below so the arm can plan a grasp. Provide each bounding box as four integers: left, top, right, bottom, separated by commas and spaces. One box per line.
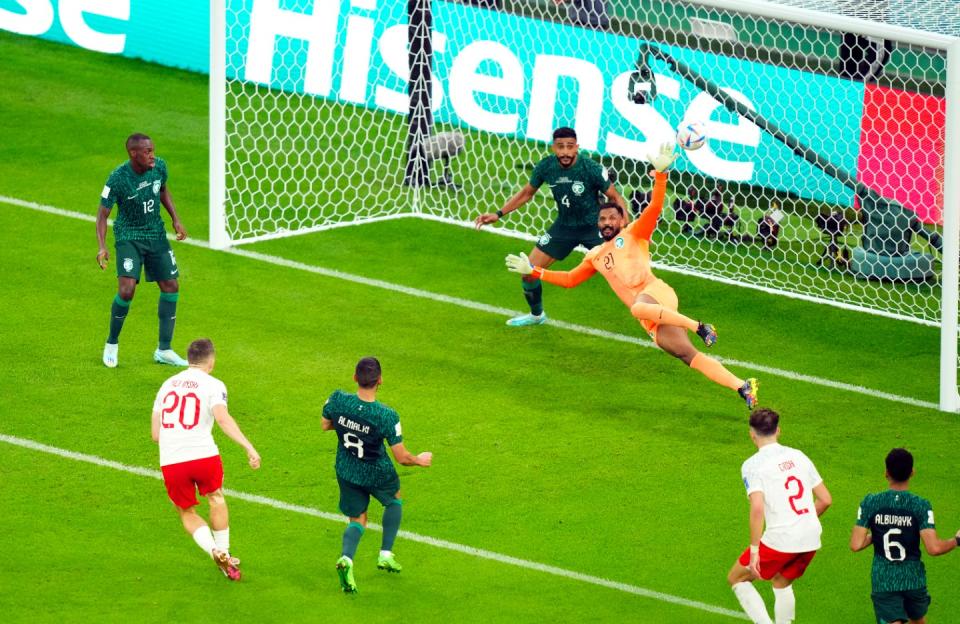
381, 501, 403, 552
107, 295, 131, 344
158, 291, 179, 351
341, 521, 364, 560
522, 279, 544, 316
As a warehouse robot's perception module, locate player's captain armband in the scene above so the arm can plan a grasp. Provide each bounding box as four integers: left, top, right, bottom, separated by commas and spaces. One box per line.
530, 266, 545, 279
101, 185, 111, 199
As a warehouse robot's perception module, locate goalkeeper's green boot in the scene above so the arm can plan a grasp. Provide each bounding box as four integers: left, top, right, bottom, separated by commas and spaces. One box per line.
738, 378, 759, 410
377, 552, 403, 573
336, 556, 357, 593
506, 312, 548, 327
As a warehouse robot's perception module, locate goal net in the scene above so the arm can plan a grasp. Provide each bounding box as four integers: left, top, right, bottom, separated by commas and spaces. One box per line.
211, 0, 960, 409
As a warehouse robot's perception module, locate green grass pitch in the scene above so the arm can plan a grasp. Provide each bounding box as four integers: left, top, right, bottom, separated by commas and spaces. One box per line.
1, 31, 958, 623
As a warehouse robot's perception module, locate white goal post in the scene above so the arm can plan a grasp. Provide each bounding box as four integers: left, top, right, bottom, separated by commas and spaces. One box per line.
209, 0, 960, 411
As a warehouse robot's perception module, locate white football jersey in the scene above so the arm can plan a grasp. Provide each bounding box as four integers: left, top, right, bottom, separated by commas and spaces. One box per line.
741, 443, 824, 553
153, 367, 226, 466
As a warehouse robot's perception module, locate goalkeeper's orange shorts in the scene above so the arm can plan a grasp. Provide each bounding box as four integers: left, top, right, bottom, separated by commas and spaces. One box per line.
635, 278, 678, 340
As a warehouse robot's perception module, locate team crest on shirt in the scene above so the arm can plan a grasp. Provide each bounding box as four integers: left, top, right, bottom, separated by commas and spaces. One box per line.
538, 232, 552, 246
152, 180, 161, 194
123, 258, 134, 272
615, 237, 624, 248
572, 181, 585, 195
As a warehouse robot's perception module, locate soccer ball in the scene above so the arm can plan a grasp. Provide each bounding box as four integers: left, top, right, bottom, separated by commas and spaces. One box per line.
676, 122, 707, 151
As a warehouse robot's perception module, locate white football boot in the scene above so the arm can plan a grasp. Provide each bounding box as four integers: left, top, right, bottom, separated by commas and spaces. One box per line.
103, 343, 119, 368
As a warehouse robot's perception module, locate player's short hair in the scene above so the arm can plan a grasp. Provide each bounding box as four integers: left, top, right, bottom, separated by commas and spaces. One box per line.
355, 356, 382, 389
187, 338, 215, 364
749, 408, 779, 436
126, 133, 152, 149
885, 448, 914, 482
599, 202, 623, 217
553, 127, 577, 141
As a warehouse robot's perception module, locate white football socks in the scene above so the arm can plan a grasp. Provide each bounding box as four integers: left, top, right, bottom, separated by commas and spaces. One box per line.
213, 528, 230, 554
192, 526, 217, 556
773, 585, 796, 624
732, 582, 773, 624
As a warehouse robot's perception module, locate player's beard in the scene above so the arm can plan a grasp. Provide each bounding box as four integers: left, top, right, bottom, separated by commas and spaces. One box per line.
600, 225, 621, 241
558, 156, 574, 167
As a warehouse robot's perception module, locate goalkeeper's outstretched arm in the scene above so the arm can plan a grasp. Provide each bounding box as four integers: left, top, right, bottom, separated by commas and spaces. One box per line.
630, 142, 677, 241
505, 252, 597, 287
631, 171, 669, 241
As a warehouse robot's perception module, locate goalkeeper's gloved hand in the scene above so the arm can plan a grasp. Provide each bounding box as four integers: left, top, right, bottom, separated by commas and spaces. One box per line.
648, 142, 678, 173
505, 252, 534, 275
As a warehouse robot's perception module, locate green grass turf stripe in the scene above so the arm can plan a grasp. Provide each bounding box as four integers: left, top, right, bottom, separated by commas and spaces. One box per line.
0, 432, 748, 620
0, 193, 940, 412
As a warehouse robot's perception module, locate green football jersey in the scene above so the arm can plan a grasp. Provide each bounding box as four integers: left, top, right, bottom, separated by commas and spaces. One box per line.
323, 389, 403, 488
99, 158, 169, 241
856, 489, 935, 592
530, 155, 612, 228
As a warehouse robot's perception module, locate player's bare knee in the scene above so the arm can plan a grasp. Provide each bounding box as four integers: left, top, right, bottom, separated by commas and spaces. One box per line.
118, 285, 136, 300
206, 489, 227, 507
727, 564, 752, 586
158, 279, 179, 293
350, 512, 368, 527
770, 574, 792, 589
521, 274, 539, 284
177, 504, 198, 518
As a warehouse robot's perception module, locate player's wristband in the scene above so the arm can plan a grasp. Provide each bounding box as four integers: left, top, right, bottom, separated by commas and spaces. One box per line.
749, 545, 760, 555
496, 209, 504, 219
530, 266, 544, 279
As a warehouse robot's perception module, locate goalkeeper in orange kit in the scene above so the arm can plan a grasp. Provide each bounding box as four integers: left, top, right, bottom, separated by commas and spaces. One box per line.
505, 143, 759, 409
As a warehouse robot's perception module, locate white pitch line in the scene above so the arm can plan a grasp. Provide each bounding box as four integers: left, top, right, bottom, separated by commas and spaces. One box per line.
0, 195, 939, 411
0, 433, 746, 620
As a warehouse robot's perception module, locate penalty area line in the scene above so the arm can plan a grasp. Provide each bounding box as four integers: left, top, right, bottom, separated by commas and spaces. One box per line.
0, 194, 938, 411
0, 432, 747, 620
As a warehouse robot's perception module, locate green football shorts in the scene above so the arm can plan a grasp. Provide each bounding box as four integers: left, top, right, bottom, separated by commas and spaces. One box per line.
115, 238, 179, 282
535, 222, 603, 261
871, 588, 931, 624
337, 474, 401, 518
